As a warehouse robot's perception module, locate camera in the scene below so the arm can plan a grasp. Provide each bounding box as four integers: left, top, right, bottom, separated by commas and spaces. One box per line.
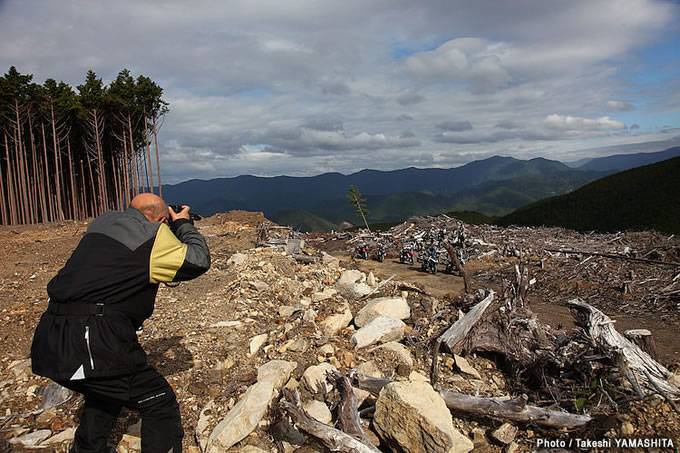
169, 204, 202, 224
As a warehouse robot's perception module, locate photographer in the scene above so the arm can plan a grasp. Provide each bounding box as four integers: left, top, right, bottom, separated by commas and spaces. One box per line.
31, 193, 210, 453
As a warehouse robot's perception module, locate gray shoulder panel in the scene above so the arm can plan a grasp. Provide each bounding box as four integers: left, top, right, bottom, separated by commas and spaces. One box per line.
86, 208, 160, 251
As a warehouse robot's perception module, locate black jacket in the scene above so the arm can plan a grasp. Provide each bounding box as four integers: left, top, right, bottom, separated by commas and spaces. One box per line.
31, 208, 211, 381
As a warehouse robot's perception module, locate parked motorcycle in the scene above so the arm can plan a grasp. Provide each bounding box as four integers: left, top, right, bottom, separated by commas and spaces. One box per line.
421, 247, 439, 274
375, 244, 386, 262
400, 245, 415, 265
354, 244, 369, 260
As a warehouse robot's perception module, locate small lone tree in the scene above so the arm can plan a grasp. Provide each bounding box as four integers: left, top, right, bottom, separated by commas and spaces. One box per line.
347, 185, 370, 231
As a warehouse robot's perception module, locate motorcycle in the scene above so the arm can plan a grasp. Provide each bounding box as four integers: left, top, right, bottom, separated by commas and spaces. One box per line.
421, 247, 439, 274
375, 244, 386, 262
354, 244, 369, 260
400, 245, 415, 265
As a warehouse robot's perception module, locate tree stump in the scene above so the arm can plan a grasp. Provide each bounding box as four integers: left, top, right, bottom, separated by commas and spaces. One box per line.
624, 329, 659, 361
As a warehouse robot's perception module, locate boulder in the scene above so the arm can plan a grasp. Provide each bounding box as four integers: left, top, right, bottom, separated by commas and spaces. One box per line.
335, 270, 372, 299
351, 316, 405, 349
373, 380, 473, 453
302, 363, 338, 394
257, 360, 297, 390
303, 400, 333, 425
355, 296, 410, 328
320, 304, 353, 337
206, 380, 275, 452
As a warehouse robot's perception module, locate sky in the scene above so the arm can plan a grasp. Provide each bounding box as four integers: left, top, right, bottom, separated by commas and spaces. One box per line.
1, 0, 679, 184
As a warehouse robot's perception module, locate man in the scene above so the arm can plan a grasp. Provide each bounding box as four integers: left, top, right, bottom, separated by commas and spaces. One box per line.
31, 193, 211, 453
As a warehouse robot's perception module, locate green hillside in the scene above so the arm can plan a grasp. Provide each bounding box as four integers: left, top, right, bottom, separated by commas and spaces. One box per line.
496, 157, 680, 234
269, 209, 338, 233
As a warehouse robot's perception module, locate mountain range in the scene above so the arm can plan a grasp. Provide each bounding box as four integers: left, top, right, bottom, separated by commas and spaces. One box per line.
161, 146, 680, 232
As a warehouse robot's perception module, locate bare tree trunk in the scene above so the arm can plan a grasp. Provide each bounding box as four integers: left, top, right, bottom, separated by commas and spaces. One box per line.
5, 134, 18, 225
127, 115, 139, 197
122, 134, 131, 206
41, 123, 54, 222
67, 139, 77, 219
86, 157, 98, 218
79, 160, 87, 219
143, 110, 154, 194
0, 136, 7, 224
50, 105, 64, 220
153, 120, 162, 197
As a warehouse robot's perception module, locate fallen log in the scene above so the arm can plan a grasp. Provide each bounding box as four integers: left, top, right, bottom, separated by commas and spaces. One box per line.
438, 290, 495, 353
624, 329, 659, 361
442, 242, 470, 294
353, 374, 592, 429
545, 248, 680, 267
329, 371, 375, 446
280, 388, 381, 453
568, 298, 680, 399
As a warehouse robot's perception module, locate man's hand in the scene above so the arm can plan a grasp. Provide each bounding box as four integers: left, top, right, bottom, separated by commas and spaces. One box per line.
168, 205, 191, 222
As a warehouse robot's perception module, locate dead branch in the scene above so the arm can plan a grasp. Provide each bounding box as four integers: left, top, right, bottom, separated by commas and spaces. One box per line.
280, 388, 380, 453
439, 290, 495, 353
568, 298, 680, 399
443, 242, 470, 294
545, 248, 680, 267
354, 374, 592, 429
328, 371, 375, 446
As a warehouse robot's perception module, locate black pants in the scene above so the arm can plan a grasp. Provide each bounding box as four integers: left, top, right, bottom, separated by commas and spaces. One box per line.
59, 366, 182, 453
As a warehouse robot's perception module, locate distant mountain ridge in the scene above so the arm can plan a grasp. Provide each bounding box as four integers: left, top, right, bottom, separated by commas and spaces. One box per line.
574, 146, 680, 172
160, 146, 679, 231
497, 156, 680, 234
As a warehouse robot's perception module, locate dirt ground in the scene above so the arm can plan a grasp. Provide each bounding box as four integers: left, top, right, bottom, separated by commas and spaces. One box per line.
1, 212, 679, 451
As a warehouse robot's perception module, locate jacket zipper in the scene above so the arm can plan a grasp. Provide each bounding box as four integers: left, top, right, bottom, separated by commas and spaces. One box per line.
84, 326, 95, 370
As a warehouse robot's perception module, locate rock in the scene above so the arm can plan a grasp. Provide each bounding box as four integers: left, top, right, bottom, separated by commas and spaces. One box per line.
621, 421, 635, 436
212, 320, 242, 328
351, 316, 406, 349
454, 355, 481, 380
279, 305, 301, 318
372, 342, 414, 375
505, 442, 520, 453
118, 434, 142, 451
357, 361, 383, 378
373, 380, 473, 453
10, 358, 31, 378
239, 446, 270, 453
289, 338, 309, 352
491, 423, 518, 445
249, 280, 269, 291
248, 333, 268, 356
40, 381, 73, 410
353, 387, 371, 408
367, 272, 376, 287
471, 428, 491, 453
303, 400, 333, 425
335, 270, 372, 299
41, 428, 76, 447
8, 429, 52, 448
206, 380, 275, 452
355, 296, 410, 328
196, 400, 217, 451
227, 253, 248, 266
257, 360, 297, 390
312, 287, 337, 302
408, 371, 429, 382
318, 344, 335, 356
320, 304, 353, 337
303, 309, 317, 323
302, 363, 338, 394
321, 251, 340, 266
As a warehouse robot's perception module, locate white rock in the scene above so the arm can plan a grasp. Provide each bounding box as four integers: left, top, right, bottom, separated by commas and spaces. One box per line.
212, 320, 242, 328
257, 360, 297, 390
351, 316, 405, 349
302, 363, 338, 394
374, 381, 473, 453
357, 361, 383, 378
335, 270, 372, 299
41, 428, 77, 447
227, 253, 248, 267
320, 304, 353, 337
454, 355, 481, 380
206, 380, 275, 452
367, 272, 376, 287
318, 344, 335, 356
355, 297, 411, 328
249, 280, 269, 292
312, 287, 337, 302
303, 400, 333, 425
303, 309, 317, 323
372, 342, 415, 371
8, 429, 52, 448
248, 333, 268, 356
491, 423, 518, 445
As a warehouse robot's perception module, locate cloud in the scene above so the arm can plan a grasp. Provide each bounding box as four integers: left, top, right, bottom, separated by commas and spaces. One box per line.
436, 120, 473, 132
542, 114, 625, 132
397, 91, 425, 105
607, 100, 635, 111
494, 120, 521, 129
396, 114, 414, 121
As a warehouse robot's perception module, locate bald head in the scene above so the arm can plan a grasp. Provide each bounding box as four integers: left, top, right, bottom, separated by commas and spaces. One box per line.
130, 193, 168, 223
